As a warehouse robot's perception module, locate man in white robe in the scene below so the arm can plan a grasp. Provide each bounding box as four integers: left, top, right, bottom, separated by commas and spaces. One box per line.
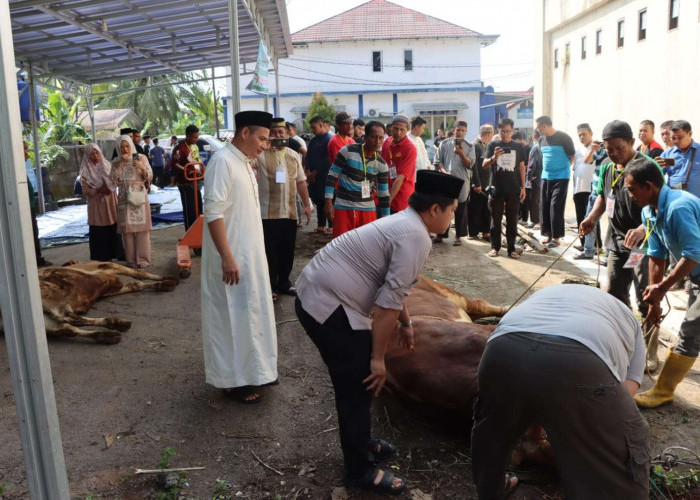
201, 110, 277, 403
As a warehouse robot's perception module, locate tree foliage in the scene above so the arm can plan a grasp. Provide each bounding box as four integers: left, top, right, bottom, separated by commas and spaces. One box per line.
304, 92, 336, 131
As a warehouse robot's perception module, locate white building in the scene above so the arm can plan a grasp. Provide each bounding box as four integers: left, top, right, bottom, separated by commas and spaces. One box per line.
535, 0, 700, 137
225, 0, 499, 135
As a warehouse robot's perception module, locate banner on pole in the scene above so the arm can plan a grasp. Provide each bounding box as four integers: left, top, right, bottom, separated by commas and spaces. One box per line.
246, 41, 269, 95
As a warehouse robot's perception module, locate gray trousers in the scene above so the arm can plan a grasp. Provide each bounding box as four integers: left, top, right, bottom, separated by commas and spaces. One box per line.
676, 278, 700, 357
607, 250, 649, 316
472, 332, 650, 500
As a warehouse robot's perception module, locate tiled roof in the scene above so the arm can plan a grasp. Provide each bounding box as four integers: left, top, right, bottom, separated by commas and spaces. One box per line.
292, 0, 490, 44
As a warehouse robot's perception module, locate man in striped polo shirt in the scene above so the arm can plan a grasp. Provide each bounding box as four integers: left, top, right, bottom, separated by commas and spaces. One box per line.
324, 121, 390, 238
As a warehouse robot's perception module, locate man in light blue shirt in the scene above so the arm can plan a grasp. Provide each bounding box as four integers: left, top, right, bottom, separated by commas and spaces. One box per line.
657, 120, 700, 198
623, 158, 700, 409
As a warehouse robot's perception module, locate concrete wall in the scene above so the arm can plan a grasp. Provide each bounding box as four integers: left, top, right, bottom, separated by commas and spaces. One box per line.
536, 0, 700, 140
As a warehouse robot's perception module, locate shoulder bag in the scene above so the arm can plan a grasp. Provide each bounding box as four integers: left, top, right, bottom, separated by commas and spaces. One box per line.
670, 148, 695, 191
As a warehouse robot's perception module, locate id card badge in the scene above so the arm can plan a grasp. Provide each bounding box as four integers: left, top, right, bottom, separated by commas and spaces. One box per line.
605, 191, 616, 218
624, 248, 645, 268
361, 180, 371, 198
389, 166, 397, 179
275, 167, 287, 184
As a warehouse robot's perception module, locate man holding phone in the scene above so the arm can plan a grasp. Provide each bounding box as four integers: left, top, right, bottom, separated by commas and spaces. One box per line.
657, 120, 700, 199
483, 118, 527, 258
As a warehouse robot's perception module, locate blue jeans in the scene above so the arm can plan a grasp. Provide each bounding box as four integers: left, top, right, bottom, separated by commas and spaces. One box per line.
583, 193, 601, 256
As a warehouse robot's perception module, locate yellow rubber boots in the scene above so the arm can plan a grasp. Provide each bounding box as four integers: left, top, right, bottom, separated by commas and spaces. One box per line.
635, 352, 696, 408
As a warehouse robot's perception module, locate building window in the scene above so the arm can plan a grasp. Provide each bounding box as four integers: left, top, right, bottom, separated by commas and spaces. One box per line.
617, 19, 625, 47
565, 42, 571, 64
596, 29, 602, 54
372, 51, 382, 72
581, 36, 587, 59
669, 0, 679, 30
554, 48, 559, 68
404, 50, 413, 71
639, 9, 647, 40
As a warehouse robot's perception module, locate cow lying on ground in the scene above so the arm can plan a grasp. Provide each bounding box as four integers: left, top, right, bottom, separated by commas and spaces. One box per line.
385, 276, 554, 467
0, 261, 178, 345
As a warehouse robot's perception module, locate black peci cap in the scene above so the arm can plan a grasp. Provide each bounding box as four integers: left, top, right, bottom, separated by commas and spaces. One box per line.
602, 120, 633, 140
235, 110, 273, 130
416, 170, 464, 200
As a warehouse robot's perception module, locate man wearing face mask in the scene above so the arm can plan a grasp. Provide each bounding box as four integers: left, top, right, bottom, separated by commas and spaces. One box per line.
254, 117, 312, 299
580, 120, 663, 317
382, 114, 417, 215
201, 111, 278, 404
324, 121, 390, 238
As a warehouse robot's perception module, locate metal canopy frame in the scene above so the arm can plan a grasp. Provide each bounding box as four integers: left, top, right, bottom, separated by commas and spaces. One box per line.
10, 0, 292, 85
2, 1, 291, 497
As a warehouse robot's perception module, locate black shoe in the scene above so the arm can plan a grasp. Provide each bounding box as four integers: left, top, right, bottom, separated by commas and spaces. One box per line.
573, 252, 594, 260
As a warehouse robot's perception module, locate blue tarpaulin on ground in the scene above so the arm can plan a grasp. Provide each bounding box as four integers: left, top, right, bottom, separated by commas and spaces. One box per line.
37, 186, 190, 247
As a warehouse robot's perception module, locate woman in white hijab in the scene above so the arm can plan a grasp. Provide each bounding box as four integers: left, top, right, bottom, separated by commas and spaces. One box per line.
111, 134, 153, 268
80, 143, 124, 261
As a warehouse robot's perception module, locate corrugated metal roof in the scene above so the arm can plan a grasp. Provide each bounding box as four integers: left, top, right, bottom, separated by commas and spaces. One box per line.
291, 0, 497, 45
10, 0, 293, 84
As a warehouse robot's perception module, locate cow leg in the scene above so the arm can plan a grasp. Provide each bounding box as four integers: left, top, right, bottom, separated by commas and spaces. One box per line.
465, 298, 508, 320
95, 262, 177, 282
63, 312, 131, 332
102, 279, 178, 297
46, 323, 122, 344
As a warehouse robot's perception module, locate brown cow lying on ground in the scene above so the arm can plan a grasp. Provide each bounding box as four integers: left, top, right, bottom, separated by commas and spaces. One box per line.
385, 276, 554, 467
0, 261, 178, 345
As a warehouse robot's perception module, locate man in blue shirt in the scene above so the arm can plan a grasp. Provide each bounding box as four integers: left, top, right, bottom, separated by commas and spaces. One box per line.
536, 115, 576, 247
148, 138, 166, 187
657, 120, 700, 198
623, 158, 700, 408
306, 115, 334, 234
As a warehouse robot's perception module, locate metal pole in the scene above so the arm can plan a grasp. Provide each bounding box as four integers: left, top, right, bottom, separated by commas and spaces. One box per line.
0, 0, 70, 497
28, 61, 45, 214
87, 85, 97, 142
274, 59, 280, 116
228, 0, 241, 116
211, 67, 220, 139
264, 94, 269, 113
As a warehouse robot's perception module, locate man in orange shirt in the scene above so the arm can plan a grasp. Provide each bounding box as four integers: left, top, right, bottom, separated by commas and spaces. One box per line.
328, 111, 355, 166
381, 114, 418, 213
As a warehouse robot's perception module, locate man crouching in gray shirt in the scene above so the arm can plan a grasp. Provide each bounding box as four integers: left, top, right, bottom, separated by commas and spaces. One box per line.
472, 284, 650, 499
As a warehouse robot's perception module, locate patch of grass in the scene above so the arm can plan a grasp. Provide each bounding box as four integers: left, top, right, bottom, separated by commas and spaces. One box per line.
0, 483, 9, 495
211, 478, 232, 500
155, 471, 188, 500
158, 447, 177, 469
650, 465, 700, 498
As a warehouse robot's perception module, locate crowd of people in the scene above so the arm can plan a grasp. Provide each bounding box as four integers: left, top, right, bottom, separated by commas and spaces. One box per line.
25, 107, 700, 497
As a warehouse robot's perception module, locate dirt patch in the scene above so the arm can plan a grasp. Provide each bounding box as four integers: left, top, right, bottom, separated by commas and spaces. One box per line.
1, 224, 699, 499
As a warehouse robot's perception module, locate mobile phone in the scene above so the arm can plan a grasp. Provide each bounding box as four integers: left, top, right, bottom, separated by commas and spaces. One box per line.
501, 147, 511, 154
455, 139, 463, 149
270, 138, 289, 148
664, 157, 675, 166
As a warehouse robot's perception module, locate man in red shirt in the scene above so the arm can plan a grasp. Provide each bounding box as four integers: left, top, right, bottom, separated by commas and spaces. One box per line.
637, 119, 664, 158
382, 114, 417, 213
328, 111, 355, 166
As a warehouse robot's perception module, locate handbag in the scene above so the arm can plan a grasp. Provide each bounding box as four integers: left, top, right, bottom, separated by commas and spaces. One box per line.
670, 148, 695, 191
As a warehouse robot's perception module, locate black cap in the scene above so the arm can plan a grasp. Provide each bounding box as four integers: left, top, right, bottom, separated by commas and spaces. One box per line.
235, 111, 272, 130
602, 120, 633, 140
119, 127, 133, 135
416, 170, 464, 200
270, 117, 286, 128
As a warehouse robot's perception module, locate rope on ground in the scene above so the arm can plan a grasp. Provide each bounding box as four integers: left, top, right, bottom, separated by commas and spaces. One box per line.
508, 237, 579, 310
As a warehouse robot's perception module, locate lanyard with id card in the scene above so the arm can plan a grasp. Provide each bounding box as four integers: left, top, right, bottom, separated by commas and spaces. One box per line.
273, 150, 287, 183
623, 219, 657, 268
361, 146, 375, 198
387, 147, 397, 179
606, 167, 625, 218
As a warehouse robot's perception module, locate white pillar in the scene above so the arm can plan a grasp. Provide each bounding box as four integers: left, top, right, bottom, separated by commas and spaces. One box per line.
274, 59, 280, 116
228, 0, 241, 116
0, 0, 70, 497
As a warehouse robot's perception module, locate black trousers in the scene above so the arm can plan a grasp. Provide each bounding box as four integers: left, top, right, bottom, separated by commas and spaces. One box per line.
540, 178, 569, 239
454, 200, 468, 238
519, 182, 541, 225
262, 219, 297, 292
489, 193, 520, 253
178, 183, 203, 231
573, 192, 591, 246
89, 224, 125, 261
472, 332, 650, 500
607, 250, 649, 316
468, 191, 490, 237
152, 166, 166, 188
295, 299, 375, 480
